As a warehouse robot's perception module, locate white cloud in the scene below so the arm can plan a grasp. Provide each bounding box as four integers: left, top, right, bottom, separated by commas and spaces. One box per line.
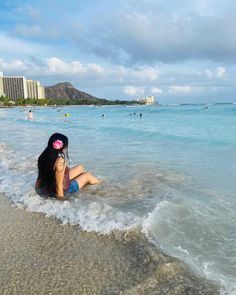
78, 5, 236, 64
130, 67, 159, 82
46, 58, 70, 74
203, 67, 226, 79
44, 58, 159, 83
88, 63, 104, 74
169, 86, 192, 93
0, 56, 234, 102
0, 59, 29, 72
46, 58, 92, 75
150, 87, 163, 94
4, 0, 236, 67
0, 56, 159, 86
113, 66, 159, 83
124, 86, 145, 96
215, 67, 226, 77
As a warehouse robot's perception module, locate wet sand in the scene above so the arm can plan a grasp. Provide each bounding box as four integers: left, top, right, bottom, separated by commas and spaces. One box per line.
0, 193, 219, 295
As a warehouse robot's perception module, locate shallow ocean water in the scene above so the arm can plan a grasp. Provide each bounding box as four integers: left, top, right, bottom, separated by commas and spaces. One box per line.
0, 104, 236, 294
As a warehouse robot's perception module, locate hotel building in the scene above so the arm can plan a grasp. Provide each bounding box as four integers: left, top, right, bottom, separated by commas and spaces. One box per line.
0, 72, 45, 101
136, 95, 155, 105
0, 73, 4, 96
27, 80, 45, 99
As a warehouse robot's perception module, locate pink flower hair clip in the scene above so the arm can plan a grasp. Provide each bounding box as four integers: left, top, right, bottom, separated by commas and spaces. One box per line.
53, 140, 63, 150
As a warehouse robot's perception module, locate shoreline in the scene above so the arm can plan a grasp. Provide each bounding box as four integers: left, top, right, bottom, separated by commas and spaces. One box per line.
0, 103, 144, 108
0, 193, 219, 295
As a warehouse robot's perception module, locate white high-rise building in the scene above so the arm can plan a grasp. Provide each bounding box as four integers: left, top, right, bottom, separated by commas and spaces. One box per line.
37, 84, 45, 99
136, 96, 155, 105
0, 72, 4, 96
2, 76, 28, 101
27, 80, 38, 99
0, 72, 45, 101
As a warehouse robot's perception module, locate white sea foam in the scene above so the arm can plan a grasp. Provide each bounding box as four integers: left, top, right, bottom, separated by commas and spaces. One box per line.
0, 144, 142, 234
142, 200, 236, 295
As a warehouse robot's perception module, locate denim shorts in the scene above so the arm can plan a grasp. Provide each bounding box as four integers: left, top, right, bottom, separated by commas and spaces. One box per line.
67, 180, 79, 193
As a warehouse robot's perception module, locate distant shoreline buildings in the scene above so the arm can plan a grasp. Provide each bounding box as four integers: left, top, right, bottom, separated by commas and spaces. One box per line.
0, 72, 45, 101
136, 95, 156, 105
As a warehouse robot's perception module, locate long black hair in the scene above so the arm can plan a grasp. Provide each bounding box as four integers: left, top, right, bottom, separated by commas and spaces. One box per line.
37, 133, 69, 194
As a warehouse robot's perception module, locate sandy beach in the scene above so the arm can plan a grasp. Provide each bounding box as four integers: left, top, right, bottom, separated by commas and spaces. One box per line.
0, 193, 219, 295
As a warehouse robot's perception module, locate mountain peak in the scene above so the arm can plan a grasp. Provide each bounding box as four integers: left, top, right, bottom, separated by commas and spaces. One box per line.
53, 82, 74, 88
45, 81, 103, 102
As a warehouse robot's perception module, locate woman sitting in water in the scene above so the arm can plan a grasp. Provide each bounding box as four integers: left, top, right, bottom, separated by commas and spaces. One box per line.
35, 133, 100, 200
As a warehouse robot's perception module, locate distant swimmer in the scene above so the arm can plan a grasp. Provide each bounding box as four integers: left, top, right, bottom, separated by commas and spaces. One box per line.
27, 110, 33, 120
102, 114, 105, 118
64, 113, 71, 117
139, 113, 142, 118
133, 112, 136, 115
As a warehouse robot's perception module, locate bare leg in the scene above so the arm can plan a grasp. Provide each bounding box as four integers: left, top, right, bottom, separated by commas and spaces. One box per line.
69, 164, 85, 180
75, 172, 100, 189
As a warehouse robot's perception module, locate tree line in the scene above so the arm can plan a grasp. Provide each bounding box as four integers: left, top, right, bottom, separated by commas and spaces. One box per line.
0, 95, 139, 106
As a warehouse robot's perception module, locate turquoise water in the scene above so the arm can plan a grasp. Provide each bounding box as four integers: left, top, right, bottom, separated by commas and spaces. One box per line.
0, 104, 236, 294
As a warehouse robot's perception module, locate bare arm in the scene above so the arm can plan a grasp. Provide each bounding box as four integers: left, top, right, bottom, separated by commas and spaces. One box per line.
55, 157, 66, 200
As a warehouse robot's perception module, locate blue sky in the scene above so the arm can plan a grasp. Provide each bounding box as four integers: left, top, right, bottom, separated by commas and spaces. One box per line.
0, 0, 235, 103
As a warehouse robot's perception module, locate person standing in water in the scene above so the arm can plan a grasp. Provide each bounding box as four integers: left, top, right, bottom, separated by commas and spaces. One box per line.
27, 110, 33, 120
35, 133, 100, 200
